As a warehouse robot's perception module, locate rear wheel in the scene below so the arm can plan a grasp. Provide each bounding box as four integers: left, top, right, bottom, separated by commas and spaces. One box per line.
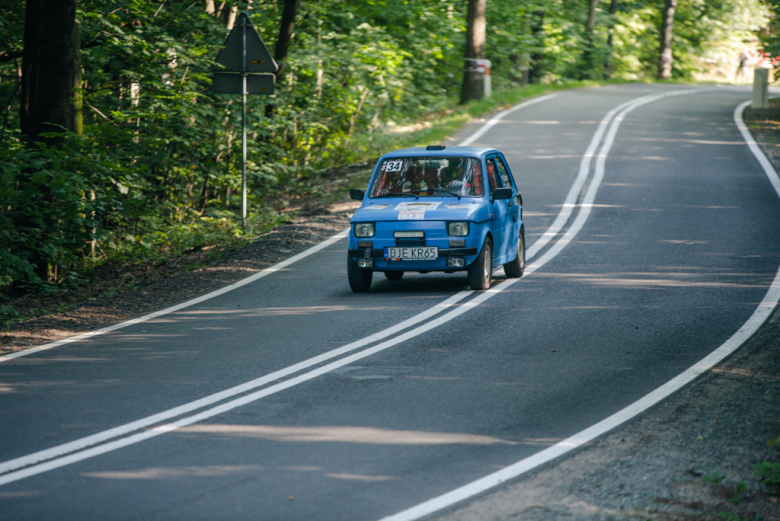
347, 256, 373, 292
468, 238, 492, 291
384, 271, 404, 281
503, 229, 526, 278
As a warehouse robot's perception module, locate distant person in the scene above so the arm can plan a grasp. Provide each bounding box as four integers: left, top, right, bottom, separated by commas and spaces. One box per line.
735, 50, 748, 82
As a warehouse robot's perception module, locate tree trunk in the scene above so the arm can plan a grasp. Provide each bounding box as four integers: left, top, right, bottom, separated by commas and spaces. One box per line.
528, 7, 545, 84
580, 0, 599, 79
19, 0, 41, 137
604, 0, 618, 78
71, 20, 83, 134
24, 0, 77, 146
198, 174, 210, 216
265, 0, 300, 118
17, 0, 78, 282
657, 0, 677, 79
459, 0, 487, 104
274, 0, 300, 80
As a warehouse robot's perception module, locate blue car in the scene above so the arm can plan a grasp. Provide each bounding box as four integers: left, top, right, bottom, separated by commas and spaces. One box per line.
347, 145, 525, 292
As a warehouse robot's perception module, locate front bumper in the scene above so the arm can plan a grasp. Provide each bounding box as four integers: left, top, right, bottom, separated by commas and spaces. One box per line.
348, 219, 482, 271
348, 246, 478, 271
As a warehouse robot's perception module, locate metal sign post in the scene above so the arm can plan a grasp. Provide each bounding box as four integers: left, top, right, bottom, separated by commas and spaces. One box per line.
242, 18, 247, 230
212, 12, 278, 228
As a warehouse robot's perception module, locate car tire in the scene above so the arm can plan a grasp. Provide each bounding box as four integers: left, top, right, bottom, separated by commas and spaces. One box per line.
468, 237, 492, 291
503, 228, 526, 278
384, 271, 404, 281
347, 256, 373, 292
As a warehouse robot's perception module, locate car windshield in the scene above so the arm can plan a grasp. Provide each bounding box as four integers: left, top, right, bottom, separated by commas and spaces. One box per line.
369, 157, 483, 198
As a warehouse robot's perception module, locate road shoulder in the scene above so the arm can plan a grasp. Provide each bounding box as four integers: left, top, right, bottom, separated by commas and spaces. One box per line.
0, 203, 357, 356
434, 305, 780, 521
430, 95, 780, 521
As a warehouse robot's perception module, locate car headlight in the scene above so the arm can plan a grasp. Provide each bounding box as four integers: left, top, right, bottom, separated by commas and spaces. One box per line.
448, 222, 470, 237
354, 223, 375, 238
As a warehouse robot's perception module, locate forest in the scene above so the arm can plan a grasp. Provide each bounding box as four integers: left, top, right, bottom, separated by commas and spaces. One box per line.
0, 0, 777, 298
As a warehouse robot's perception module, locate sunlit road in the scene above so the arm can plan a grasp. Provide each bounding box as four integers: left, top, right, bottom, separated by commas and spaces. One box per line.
1, 84, 779, 520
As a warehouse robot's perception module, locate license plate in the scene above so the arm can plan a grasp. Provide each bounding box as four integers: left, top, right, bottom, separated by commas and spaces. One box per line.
384, 246, 438, 260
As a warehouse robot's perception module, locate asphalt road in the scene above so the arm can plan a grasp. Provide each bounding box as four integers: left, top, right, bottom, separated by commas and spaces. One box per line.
1, 84, 779, 521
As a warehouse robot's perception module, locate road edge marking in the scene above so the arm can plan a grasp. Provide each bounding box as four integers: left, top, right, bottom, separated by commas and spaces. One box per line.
1, 95, 562, 364
376, 96, 780, 521
0, 231, 350, 363
0, 91, 666, 487
458, 94, 556, 147
0, 290, 472, 477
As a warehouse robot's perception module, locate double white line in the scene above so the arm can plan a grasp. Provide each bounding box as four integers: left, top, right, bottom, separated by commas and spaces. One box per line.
0, 89, 693, 489
383, 92, 780, 521
381, 87, 702, 521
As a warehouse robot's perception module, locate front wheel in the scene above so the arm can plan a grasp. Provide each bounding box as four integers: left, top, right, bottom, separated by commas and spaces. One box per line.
503, 229, 526, 278
347, 256, 373, 292
468, 237, 492, 291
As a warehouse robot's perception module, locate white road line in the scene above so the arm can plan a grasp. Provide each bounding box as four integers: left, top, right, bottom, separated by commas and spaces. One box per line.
735, 100, 780, 197
528, 89, 693, 272
458, 94, 557, 147
0, 231, 349, 363
378, 93, 780, 521
526, 96, 639, 259
0, 91, 658, 486
0, 290, 471, 478
0, 91, 561, 473
0, 94, 559, 364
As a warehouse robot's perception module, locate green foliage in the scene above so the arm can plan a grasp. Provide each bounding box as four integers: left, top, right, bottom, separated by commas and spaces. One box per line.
727, 481, 748, 503
761, 0, 780, 80
0, 131, 128, 293
755, 461, 780, 493
703, 472, 728, 485
0, 305, 18, 321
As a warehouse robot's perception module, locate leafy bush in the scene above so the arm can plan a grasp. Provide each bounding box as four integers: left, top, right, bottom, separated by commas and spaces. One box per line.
755, 461, 780, 493
0, 131, 129, 294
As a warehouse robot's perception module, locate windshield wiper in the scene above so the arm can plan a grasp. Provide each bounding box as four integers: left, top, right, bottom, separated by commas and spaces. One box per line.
379, 192, 419, 199
431, 187, 462, 199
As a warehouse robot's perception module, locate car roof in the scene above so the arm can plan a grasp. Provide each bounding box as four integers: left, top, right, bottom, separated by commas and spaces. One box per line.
380, 146, 497, 160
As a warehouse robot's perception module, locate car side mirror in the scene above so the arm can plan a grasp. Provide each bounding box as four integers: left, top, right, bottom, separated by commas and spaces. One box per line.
350, 188, 365, 201
492, 188, 513, 202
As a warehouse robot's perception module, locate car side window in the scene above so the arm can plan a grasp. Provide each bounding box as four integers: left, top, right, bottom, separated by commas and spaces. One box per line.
496, 156, 513, 189
486, 158, 500, 195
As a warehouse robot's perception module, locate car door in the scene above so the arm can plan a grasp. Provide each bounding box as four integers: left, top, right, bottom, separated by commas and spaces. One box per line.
486, 156, 510, 261
495, 153, 521, 256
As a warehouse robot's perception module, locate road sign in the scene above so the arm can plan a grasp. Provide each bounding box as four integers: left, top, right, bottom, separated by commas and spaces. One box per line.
211, 12, 278, 228
213, 72, 275, 95
214, 13, 278, 73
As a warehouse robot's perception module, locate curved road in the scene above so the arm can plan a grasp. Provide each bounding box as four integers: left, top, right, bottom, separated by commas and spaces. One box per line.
1, 84, 779, 520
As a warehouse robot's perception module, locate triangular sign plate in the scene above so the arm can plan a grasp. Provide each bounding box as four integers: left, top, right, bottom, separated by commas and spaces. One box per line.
214, 12, 278, 73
